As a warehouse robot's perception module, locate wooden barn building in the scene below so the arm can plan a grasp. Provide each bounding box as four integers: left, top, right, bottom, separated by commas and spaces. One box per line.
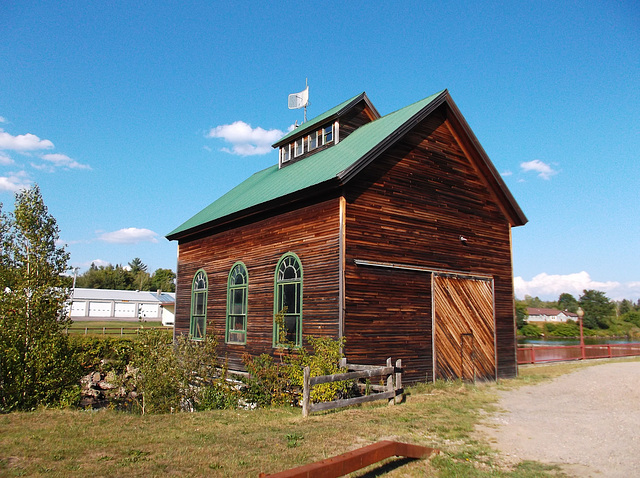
167, 90, 527, 383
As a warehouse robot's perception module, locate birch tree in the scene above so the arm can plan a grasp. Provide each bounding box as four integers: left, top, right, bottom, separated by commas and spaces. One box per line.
0, 185, 77, 410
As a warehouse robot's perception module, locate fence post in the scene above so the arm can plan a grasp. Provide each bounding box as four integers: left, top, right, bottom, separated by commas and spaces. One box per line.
608, 344, 612, 358
530, 347, 536, 364
395, 359, 402, 405
387, 358, 394, 406
302, 366, 310, 418
340, 357, 347, 369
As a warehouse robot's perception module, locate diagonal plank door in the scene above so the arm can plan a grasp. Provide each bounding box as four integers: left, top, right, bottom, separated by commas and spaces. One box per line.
433, 274, 496, 381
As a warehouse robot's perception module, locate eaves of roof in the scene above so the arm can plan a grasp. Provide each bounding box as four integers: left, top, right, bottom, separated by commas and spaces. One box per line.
167, 89, 527, 241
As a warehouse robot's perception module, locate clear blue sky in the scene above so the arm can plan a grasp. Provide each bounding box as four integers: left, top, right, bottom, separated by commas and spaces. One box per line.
1, 1, 638, 301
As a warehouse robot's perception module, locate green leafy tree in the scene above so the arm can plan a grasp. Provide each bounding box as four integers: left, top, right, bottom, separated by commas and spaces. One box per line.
557, 293, 578, 313
515, 301, 528, 329
579, 289, 615, 329
76, 263, 133, 290
150, 268, 176, 292
621, 310, 640, 328
0, 185, 79, 410
617, 299, 634, 316
128, 257, 151, 291
75, 260, 174, 292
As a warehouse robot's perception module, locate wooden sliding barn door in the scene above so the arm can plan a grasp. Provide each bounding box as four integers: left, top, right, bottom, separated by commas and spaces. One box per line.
433, 274, 496, 381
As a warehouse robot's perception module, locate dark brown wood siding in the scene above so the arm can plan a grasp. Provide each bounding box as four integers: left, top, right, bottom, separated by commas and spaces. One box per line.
343, 265, 433, 382
175, 198, 342, 371
344, 109, 517, 382
339, 103, 377, 139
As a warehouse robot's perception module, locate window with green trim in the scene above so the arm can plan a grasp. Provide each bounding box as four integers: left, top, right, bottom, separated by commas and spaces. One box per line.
190, 269, 207, 340
274, 253, 302, 347
226, 262, 248, 344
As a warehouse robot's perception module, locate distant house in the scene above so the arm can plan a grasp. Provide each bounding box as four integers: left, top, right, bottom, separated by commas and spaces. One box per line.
69, 288, 176, 326
527, 308, 578, 323
167, 89, 527, 383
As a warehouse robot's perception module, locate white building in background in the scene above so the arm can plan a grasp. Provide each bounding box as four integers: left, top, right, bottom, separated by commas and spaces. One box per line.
526, 307, 578, 323
69, 288, 175, 326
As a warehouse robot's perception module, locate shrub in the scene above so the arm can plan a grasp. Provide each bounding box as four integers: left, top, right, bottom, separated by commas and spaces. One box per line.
240, 336, 350, 407
241, 354, 293, 407
547, 322, 579, 337
69, 336, 137, 374
198, 381, 240, 410
286, 336, 350, 404
622, 311, 640, 328
118, 329, 220, 414
519, 324, 542, 337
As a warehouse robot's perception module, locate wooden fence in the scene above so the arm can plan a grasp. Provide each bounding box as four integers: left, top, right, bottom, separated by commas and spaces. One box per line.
517, 342, 640, 364
64, 327, 172, 336
302, 358, 403, 418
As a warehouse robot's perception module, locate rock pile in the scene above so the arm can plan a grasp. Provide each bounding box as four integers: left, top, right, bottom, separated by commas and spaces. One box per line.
79, 365, 139, 409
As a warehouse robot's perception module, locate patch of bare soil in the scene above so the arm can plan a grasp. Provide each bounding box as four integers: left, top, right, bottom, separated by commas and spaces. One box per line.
479, 361, 640, 477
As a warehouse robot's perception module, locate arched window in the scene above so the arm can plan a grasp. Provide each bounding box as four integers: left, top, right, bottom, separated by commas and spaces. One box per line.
274, 253, 302, 347
190, 269, 208, 340
226, 262, 248, 344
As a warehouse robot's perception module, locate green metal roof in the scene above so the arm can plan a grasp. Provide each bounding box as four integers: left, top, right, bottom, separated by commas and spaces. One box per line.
167, 90, 446, 240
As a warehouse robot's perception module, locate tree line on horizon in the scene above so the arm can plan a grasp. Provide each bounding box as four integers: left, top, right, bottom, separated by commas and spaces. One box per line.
74, 258, 175, 293
516, 291, 640, 336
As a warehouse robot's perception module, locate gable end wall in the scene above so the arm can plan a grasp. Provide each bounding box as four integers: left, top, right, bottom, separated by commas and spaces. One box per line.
344, 110, 517, 382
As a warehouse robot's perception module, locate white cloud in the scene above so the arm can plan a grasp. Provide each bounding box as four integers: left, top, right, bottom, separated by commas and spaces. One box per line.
97, 228, 159, 244
520, 159, 557, 180
206, 121, 285, 156
515, 271, 640, 302
0, 171, 31, 192
501, 170, 513, 177
0, 129, 54, 151
0, 152, 14, 165
41, 153, 91, 170
87, 259, 112, 268
0, 116, 7, 124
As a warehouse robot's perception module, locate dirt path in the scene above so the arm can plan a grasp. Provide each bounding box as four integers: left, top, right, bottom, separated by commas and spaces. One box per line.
481, 361, 640, 477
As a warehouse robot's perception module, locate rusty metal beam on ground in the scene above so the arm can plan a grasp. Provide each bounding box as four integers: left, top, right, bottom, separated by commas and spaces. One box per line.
259, 440, 438, 478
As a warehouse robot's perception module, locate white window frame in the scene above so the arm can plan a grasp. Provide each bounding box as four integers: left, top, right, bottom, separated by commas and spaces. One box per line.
294, 138, 303, 157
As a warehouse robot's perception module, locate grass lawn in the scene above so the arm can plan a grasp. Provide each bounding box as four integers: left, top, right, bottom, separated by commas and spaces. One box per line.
8, 359, 626, 478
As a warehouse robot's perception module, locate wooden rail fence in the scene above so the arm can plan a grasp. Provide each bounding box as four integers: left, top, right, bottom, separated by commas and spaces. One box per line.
64, 327, 172, 336
302, 358, 403, 418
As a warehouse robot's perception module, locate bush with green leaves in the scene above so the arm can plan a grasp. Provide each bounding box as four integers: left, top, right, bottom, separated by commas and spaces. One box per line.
622, 311, 640, 328
70, 336, 137, 374
547, 322, 580, 337
519, 324, 542, 337
241, 336, 350, 407
119, 329, 221, 414
241, 353, 294, 407
286, 336, 350, 404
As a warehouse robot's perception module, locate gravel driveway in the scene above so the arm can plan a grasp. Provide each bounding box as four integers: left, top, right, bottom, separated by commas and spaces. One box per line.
481, 360, 640, 477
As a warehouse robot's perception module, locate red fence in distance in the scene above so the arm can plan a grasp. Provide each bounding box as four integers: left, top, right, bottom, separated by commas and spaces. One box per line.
517, 343, 640, 365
